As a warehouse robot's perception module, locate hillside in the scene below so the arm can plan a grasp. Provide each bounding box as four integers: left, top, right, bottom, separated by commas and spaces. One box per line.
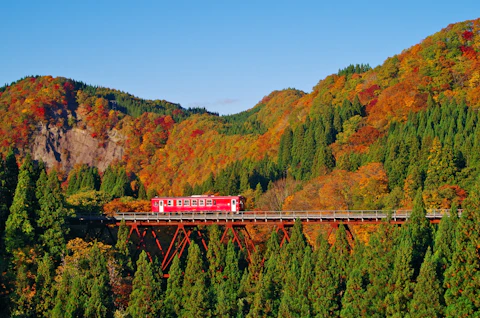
1, 18, 480, 209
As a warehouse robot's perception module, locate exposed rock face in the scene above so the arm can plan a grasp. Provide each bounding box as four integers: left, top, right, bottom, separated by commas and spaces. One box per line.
31, 124, 124, 172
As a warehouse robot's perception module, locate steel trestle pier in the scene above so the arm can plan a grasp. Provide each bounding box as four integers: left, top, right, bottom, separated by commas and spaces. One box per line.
72, 209, 455, 272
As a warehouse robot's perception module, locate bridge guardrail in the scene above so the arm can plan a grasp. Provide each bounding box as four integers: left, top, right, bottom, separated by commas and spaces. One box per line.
68, 209, 457, 223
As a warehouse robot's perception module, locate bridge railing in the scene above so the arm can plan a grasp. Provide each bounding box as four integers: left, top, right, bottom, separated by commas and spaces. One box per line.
105, 209, 454, 223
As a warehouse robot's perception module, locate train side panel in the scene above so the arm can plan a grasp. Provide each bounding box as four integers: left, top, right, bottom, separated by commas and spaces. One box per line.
151, 196, 244, 213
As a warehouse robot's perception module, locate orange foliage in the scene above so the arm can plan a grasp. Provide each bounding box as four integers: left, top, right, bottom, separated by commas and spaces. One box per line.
283, 163, 389, 211
103, 199, 151, 215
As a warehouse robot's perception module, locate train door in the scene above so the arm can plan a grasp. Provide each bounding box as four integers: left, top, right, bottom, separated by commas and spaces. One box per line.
159, 200, 164, 213
231, 199, 237, 212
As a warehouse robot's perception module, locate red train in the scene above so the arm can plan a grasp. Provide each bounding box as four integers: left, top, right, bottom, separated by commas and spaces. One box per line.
151, 195, 246, 213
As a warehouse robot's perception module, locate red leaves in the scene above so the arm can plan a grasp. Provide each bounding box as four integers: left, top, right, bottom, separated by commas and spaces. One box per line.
462, 30, 474, 41
190, 129, 204, 138
34, 106, 46, 118
460, 45, 476, 60
359, 84, 380, 105
63, 81, 74, 92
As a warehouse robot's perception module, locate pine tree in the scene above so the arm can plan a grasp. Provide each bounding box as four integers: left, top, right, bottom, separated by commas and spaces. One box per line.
128, 250, 162, 317
424, 138, 457, 189
215, 241, 241, 317
36, 169, 69, 259
284, 219, 306, 267
34, 253, 55, 317
433, 202, 459, 275
331, 224, 351, 305
237, 248, 263, 316
362, 221, 398, 316
301, 126, 316, 180
112, 167, 130, 198
296, 246, 313, 317
66, 170, 78, 195
3, 149, 19, 209
85, 243, 113, 317
385, 231, 415, 317
115, 219, 132, 271
406, 191, 433, 276
183, 271, 211, 318
278, 127, 293, 171
163, 255, 183, 317
340, 242, 367, 317
0, 159, 9, 234
248, 243, 281, 317
182, 242, 210, 317
277, 258, 302, 317
137, 180, 147, 199
10, 249, 38, 317
207, 225, 226, 290
4, 158, 36, 253
100, 165, 117, 195
310, 234, 337, 317
409, 248, 444, 317
443, 187, 480, 316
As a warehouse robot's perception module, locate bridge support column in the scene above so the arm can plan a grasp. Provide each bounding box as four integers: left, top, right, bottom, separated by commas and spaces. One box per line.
276, 223, 290, 247
161, 224, 192, 271
221, 224, 256, 260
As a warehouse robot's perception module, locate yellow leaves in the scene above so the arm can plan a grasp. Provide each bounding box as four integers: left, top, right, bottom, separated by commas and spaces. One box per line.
469, 71, 480, 88
64, 238, 111, 266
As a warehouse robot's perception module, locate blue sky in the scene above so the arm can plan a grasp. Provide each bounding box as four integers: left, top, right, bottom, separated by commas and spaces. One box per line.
1, 1, 479, 115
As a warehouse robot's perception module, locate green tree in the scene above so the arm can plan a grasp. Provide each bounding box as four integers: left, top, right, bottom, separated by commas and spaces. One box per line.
248, 234, 281, 317
424, 138, 457, 189
277, 258, 302, 317
385, 231, 415, 317
237, 248, 263, 316
207, 225, 226, 292
181, 241, 211, 316
3, 149, 19, 209
433, 202, 459, 275
296, 246, 314, 316
362, 221, 398, 316
4, 157, 36, 253
182, 242, 210, 317
310, 234, 337, 317
331, 224, 351, 310
137, 180, 147, 199
443, 188, 480, 317
406, 191, 433, 275
163, 255, 183, 317
215, 241, 241, 317
34, 253, 55, 317
341, 242, 367, 317
36, 169, 70, 259
278, 127, 293, 171
409, 248, 444, 317
115, 219, 132, 271
128, 250, 162, 317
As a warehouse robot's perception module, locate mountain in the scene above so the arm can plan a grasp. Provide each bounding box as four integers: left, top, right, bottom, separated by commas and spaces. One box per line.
1, 18, 479, 209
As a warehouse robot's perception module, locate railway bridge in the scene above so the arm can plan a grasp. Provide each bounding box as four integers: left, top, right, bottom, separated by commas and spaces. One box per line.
70, 209, 453, 272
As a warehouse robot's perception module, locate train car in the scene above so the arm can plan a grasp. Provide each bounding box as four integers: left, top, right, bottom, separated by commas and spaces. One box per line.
151, 195, 246, 213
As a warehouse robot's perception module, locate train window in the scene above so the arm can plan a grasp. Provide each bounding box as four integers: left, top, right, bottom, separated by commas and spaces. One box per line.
213, 200, 216, 205
199, 199, 205, 206
167, 200, 173, 206
184, 200, 190, 206
177, 200, 182, 206
153, 201, 159, 207
192, 199, 198, 206
206, 199, 212, 206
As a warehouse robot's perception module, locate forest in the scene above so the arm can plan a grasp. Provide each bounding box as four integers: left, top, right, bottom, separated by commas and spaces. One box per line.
1, 17, 480, 317
0, 151, 479, 317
